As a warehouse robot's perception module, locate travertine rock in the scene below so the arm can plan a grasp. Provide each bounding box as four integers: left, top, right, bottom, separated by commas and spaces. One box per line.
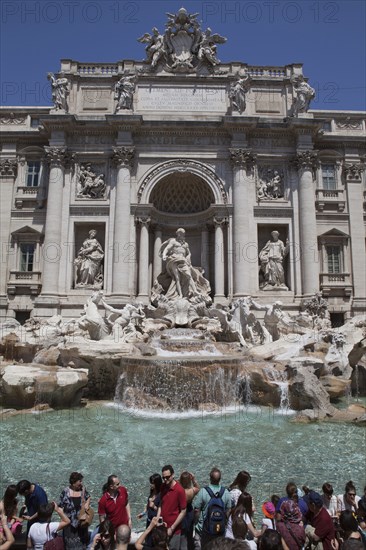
0, 364, 88, 409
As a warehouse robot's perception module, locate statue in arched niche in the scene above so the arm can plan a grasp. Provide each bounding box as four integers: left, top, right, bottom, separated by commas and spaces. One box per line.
152, 228, 211, 305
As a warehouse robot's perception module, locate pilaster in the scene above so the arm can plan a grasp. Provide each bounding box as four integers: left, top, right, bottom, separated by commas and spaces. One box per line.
344, 163, 366, 311
0, 158, 17, 313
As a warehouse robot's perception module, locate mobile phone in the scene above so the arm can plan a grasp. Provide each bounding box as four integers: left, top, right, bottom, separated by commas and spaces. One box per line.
19, 506, 27, 517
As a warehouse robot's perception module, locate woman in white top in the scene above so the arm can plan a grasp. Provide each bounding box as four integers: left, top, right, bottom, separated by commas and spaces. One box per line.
321, 483, 339, 518
27, 502, 70, 550
228, 471, 252, 508
226, 493, 261, 542
337, 481, 361, 515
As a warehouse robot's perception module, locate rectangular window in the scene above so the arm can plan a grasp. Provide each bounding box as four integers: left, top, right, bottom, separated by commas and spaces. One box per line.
20, 244, 35, 272
322, 164, 336, 190
26, 161, 41, 187
326, 245, 341, 273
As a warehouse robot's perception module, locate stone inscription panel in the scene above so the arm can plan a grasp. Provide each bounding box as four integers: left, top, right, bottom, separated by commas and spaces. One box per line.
137, 85, 227, 112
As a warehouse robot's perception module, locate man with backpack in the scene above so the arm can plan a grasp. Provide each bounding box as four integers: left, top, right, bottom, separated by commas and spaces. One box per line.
194, 468, 231, 549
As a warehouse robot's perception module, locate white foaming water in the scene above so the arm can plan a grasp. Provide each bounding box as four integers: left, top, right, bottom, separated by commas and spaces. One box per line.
105, 401, 295, 418
154, 346, 222, 357
264, 367, 291, 412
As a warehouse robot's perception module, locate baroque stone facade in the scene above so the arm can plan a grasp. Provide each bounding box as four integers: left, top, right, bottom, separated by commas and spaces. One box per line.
0, 8, 365, 323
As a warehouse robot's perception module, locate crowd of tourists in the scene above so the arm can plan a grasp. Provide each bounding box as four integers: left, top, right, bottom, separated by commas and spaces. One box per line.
0, 469, 365, 550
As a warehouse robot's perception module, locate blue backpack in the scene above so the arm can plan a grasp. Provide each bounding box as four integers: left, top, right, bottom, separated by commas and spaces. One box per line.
203, 486, 226, 536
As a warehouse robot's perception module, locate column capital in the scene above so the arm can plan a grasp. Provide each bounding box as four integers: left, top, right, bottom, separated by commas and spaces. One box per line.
292, 150, 319, 171
111, 146, 135, 167
343, 163, 364, 182
44, 146, 74, 167
0, 158, 18, 178
213, 216, 229, 226
229, 148, 256, 168
136, 215, 151, 227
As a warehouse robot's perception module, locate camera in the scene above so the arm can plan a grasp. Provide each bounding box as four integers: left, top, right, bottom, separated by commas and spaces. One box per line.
157, 517, 164, 525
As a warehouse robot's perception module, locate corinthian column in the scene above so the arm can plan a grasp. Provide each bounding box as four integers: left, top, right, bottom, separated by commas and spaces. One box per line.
293, 151, 319, 295
213, 216, 227, 301
344, 164, 365, 308
0, 158, 17, 311
111, 146, 135, 297
229, 149, 256, 296
153, 226, 162, 282
41, 147, 69, 296
137, 216, 151, 300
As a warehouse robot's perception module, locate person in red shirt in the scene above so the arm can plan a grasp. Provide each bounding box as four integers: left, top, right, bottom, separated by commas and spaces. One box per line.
305, 490, 336, 550
98, 475, 132, 530
157, 465, 187, 550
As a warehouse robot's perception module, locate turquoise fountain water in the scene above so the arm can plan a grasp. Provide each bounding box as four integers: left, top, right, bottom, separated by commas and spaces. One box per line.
2, 403, 365, 528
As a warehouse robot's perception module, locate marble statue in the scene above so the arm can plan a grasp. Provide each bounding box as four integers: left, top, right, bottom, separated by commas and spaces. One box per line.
138, 28, 166, 69
155, 228, 211, 303
229, 76, 250, 114
197, 27, 227, 67
78, 290, 109, 340
230, 297, 271, 345
77, 164, 106, 199
302, 292, 331, 329
257, 169, 284, 200
101, 300, 145, 333
259, 231, 289, 290
138, 8, 226, 73
289, 75, 315, 117
47, 72, 69, 112
114, 73, 137, 111
74, 229, 104, 288
263, 301, 301, 341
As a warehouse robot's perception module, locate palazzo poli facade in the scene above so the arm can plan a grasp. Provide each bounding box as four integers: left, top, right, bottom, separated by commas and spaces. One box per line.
1, 8, 365, 325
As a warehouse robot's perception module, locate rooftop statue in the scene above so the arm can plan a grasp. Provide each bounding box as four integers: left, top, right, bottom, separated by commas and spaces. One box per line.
47, 72, 69, 112
229, 76, 250, 114
289, 74, 315, 117
138, 7, 226, 73
114, 73, 137, 112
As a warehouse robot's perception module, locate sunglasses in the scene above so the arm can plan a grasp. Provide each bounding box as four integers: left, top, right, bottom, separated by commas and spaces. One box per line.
162, 475, 172, 481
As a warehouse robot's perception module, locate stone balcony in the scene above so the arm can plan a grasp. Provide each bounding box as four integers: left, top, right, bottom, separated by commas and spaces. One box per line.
14, 186, 45, 209
8, 271, 42, 295
320, 272, 352, 297
315, 188, 346, 212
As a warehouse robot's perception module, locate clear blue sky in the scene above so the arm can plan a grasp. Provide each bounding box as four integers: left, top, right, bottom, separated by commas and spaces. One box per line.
1, 0, 365, 110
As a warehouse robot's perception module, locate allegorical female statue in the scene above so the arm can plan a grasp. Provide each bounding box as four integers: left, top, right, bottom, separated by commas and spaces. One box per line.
259, 230, 289, 289
74, 229, 104, 288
